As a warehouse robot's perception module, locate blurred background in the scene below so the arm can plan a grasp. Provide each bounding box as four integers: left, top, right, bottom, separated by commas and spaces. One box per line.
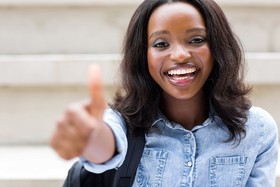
0, 0, 279, 186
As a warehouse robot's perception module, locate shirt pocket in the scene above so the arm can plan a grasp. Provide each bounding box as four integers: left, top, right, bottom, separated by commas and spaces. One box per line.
209, 155, 247, 187
135, 148, 168, 187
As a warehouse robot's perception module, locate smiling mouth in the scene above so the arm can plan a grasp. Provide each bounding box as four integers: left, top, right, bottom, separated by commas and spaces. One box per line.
165, 67, 197, 81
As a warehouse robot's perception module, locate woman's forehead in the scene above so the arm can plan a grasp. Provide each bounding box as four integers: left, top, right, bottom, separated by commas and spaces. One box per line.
148, 2, 206, 34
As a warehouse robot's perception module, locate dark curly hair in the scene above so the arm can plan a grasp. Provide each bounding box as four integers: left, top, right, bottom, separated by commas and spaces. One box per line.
110, 0, 252, 143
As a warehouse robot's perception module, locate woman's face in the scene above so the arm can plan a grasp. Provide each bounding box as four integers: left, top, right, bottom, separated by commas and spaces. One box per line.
147, 2, 213, 101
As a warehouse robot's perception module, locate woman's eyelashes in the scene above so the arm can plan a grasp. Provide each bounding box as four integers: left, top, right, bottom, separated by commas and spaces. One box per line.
189, 36, 206, 45
153, 40, 169, 48
151, 36, 207, 49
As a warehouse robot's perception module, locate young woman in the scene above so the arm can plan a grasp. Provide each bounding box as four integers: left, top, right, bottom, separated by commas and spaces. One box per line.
50, 0, 278, 186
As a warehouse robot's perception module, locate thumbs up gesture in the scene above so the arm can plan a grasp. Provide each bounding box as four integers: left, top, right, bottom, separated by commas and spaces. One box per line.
50, 64, 115, 163
88, 64, 106, 120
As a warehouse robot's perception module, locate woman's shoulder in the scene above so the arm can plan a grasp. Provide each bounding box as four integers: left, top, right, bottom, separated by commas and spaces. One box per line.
247, 106, 278, 135
248, 106, 276, 124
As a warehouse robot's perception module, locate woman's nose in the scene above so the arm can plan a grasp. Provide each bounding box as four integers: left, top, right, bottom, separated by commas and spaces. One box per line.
170, 45, 192, 62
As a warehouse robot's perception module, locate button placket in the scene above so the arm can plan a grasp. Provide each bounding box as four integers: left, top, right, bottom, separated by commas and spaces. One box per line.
180, 131, 196, 187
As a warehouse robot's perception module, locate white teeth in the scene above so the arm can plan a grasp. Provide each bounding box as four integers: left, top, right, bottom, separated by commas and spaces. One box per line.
168, 67, 196, 76
173, 77, 188, 81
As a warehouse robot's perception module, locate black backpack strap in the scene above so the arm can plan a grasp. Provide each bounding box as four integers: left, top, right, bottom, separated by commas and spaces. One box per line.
62, 132, 145, 187
63, 160, 116, 187
113, 132, 145, 187
63, 161, 83, 187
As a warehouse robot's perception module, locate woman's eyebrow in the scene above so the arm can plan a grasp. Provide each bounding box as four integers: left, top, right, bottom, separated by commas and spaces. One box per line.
149, 28, 206, 39
186, 28, 206, 34
149, 30, 169, 39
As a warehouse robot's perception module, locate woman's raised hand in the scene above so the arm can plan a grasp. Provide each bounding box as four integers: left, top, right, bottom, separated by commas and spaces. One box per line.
49, 64, 115, 163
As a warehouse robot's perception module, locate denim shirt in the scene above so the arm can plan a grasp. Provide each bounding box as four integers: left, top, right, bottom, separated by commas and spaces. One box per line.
81, 106, 278, 187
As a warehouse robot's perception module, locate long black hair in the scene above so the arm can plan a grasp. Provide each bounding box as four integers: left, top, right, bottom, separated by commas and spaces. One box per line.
110, 0, 251, 142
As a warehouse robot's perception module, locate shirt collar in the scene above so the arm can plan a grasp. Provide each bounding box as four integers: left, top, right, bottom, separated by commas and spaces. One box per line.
151, 107, 220, 131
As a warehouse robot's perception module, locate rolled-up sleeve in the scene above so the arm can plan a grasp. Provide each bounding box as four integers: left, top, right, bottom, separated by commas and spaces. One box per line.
80, 108, 128, 174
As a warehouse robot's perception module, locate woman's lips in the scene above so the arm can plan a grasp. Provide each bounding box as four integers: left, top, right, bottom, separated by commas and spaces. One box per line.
165, 66, 198, 86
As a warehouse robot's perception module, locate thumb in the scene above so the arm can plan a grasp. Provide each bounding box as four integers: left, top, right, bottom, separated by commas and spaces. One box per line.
88, 64, 106, 120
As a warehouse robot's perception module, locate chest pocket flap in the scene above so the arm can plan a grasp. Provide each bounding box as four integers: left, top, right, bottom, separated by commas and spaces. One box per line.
209, 155, 247, 187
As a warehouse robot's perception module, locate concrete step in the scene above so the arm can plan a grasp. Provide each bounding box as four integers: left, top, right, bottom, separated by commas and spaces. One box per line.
0, 1, 279, 54
0, 54, 121, 87
0, 0, 279, 7
0, 146, 76, 187
0, 53, 279, 145
0, 145, 279, 187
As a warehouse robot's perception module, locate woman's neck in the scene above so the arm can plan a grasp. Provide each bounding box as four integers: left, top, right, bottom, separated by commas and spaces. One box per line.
160, 91, 209, 130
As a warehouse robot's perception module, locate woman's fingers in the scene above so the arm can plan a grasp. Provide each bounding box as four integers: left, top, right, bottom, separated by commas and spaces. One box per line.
50, 101, 94, 159
88, 64, 106, 120
50, 64, 108, 160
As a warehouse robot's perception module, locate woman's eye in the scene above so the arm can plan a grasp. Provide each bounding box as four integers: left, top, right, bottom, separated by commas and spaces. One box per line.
153, 42, 169, 48
190, 37, 205, 45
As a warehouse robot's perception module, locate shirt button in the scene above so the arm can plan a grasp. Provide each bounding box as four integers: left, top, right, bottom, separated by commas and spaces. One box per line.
186, 133, 191, 138
187, 161, 193, 167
